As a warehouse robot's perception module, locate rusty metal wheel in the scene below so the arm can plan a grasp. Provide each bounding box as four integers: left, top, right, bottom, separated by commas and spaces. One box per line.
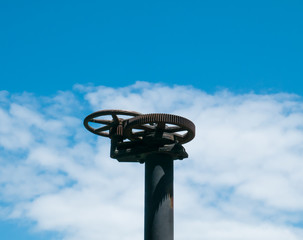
83, 109, 141, 138
124, 113, 195, 144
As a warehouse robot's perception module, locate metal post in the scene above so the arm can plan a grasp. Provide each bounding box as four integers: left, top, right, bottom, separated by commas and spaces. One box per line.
144, 153, 174, 240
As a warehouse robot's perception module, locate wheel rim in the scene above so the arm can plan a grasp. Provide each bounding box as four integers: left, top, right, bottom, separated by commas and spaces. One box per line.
83, 109, 142, 137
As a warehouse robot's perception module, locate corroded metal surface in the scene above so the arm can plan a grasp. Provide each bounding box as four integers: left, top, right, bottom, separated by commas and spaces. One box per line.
83, 110, 195, 162
124, 113, 195, 144
83, 110, 195, 144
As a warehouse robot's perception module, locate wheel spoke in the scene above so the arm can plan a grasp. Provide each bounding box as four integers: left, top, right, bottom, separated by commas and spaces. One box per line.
173, 133, 185, 141
132, 130, 149, 137
112, 114, 119, 123
133, 124, 154, 131
98, 132, 110, 137
90, 119, 112, 124
165, 126, 185, 133
95, 125, 111, 132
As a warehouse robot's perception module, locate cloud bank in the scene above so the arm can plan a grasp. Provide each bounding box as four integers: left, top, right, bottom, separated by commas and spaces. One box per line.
1, 82, 303, 240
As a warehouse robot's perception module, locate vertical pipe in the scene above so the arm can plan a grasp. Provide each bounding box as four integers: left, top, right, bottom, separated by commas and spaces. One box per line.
144, 153, 174, 240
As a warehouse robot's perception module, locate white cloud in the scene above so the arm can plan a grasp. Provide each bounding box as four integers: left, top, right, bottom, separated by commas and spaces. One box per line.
1, 82, 303, 239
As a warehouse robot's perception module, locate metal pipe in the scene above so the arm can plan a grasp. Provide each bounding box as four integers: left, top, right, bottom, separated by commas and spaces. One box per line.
144, 153, 174, 240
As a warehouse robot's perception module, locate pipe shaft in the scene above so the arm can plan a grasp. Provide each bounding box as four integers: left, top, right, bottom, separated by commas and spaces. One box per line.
144, 153, 174, 240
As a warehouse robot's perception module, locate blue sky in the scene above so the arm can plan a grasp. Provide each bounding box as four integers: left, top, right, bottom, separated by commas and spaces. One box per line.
1, 1, 303, 240
1, 0, 303, 94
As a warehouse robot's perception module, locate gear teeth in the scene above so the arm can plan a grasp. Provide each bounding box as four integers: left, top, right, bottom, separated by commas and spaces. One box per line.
124, 113, 195, 144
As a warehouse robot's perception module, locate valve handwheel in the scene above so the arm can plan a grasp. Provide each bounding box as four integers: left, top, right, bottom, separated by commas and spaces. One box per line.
124, 113, 195, 144
83, 109, 141, 138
